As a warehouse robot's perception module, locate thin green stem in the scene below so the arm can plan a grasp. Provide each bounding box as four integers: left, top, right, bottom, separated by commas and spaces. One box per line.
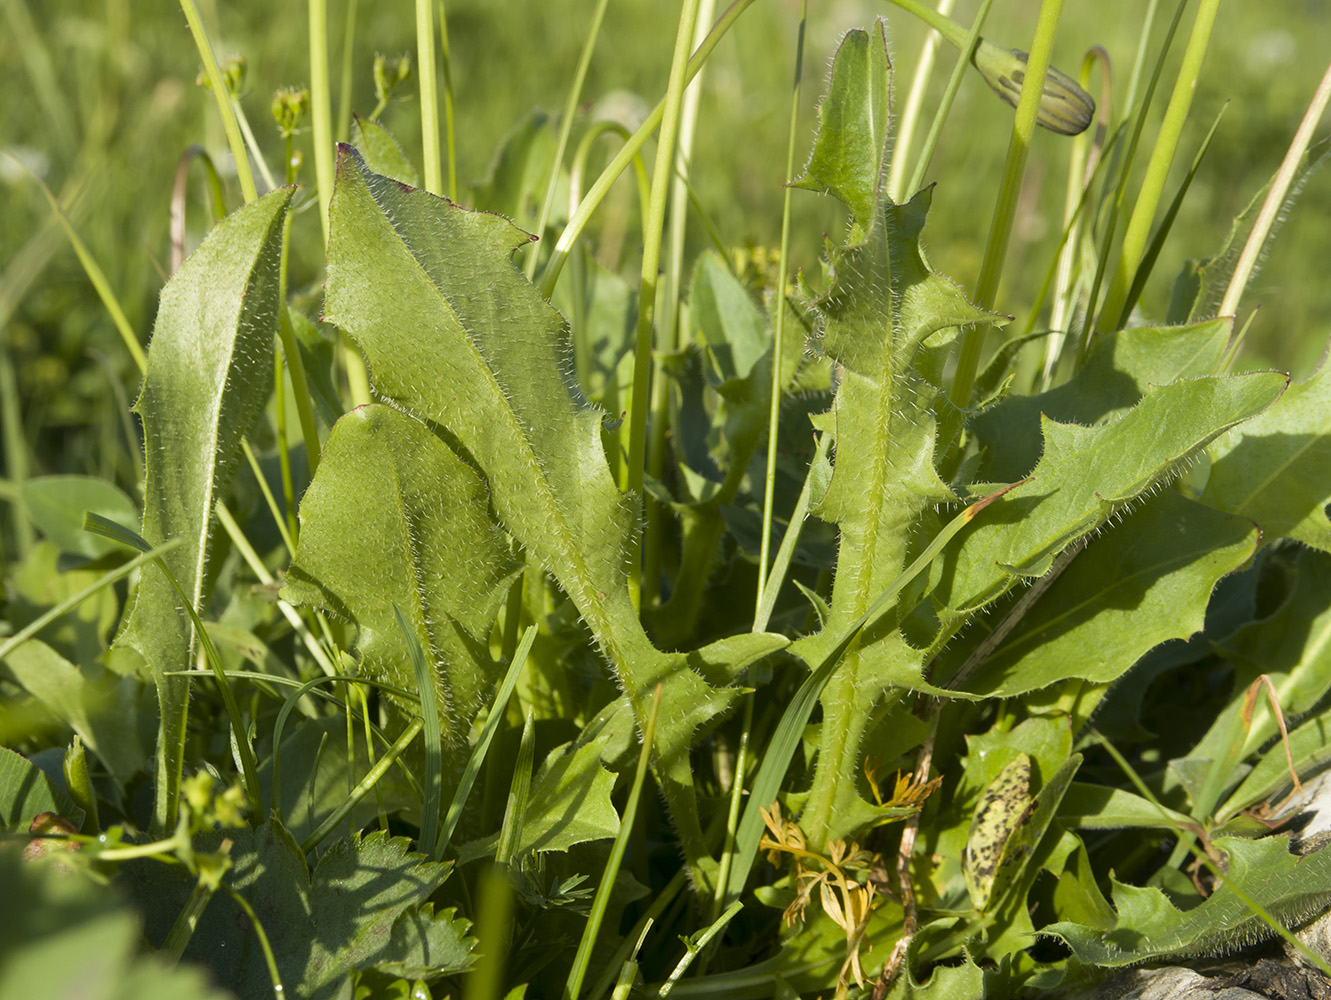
947, 0, 1065, 424
1098, 0, 1220, 331
887, 0, 955, 203
644, 0, 716, 610
904, 0, 994, 200
0, 538, 182, 663
625, 0, 705, 602
309, 0, 334, 242
565, 686, 663, 1000
0, 335, 33, 557
1039, 46, 1111, 388
524, 0, 611, 282
416, 0, 443, 195
180, 0, 257, 204
221, 885, 285, 997
240, 439, 295, 557
213, 503, 338, 678
756, 0, 806, 608
1220, 59, 1331, 356
6, 154, 147, 373
437, 0, 458, 201
300, 716, 424, 853
538, 0, 759, 300
336, 0, 358, 141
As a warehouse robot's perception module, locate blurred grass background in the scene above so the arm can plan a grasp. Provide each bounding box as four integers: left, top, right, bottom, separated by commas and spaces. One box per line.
2, 0, 1328, 492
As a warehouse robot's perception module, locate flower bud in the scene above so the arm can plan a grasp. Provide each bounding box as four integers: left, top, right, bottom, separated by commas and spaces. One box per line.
972, 40, 1095, 136
271, 86, 310, 137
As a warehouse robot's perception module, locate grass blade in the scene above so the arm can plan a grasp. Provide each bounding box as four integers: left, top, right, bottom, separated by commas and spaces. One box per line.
396, 603, 443, 858
565, 685, 663, 1000
437, 624, 537, 859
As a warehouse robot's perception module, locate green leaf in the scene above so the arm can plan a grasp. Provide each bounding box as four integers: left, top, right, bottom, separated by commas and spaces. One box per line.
941, 371, 1288, 615
7, 540, 119, 668
1220, 705, 1331, 823
1058, 782, 1195, 831
0, 745, 81, 832
1, 638, 151, 786
470, 110, 554, 230
456, 736, 620, 864
972, 319, 1233, 482
113, 188, 293, 832
790, 19, 891, 239
1187, 548, 1331, 817
1202, 354, 1331, 551
323, 147, 736, 864
651, 251, 803, 645
21, 475, 139, 559
352, 114, 420, 187
258, 716, 418, 847
950, 489, 1259, 697
0, 851, 232, 1000
282, 404, 517, 779
170, 823, 474, 1000
690, 249, 770, 384
790, 186, 1000, 845
1044, 835, 1331, 965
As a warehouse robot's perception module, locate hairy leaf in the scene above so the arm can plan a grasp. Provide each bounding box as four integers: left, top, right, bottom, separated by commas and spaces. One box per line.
949, 489, 1258, 697
282, 403, 517, 792
1044, 836, 1331, 965
790, 19, 891, 239
113, 188, 292, 832
323, 148, 736, 864
973, 319, 1233, 482
940, 371, 1287, 616
351, 114, 420, 187
791, 186, 1000, 845
1202, 354, 1331, 551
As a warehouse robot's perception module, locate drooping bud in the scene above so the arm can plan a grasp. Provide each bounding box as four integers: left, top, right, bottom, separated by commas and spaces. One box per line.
971, 40, 1095, 136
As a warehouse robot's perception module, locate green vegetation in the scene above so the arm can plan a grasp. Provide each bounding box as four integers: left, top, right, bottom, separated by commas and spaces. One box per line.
3, 1, 1331, 998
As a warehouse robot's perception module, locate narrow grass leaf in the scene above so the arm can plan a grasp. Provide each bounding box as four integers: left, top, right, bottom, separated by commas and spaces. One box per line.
437, 624, 537, 859
565, 686, 662, 1000
495, 709, 535, 869
396, 604, 443, 858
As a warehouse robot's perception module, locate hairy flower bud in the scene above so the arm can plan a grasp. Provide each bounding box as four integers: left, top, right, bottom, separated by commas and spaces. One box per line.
271, 86, 310, 137
972, 40, 1095, 136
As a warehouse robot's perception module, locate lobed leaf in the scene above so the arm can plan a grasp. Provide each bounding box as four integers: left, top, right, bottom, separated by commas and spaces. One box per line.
1044, 835, 1331, 966
792, 186, 1000, 845
948, 489, 1258, 697
972, 319, 1232, 482
159, 822, 473, 999
939, 371, 1288, 616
